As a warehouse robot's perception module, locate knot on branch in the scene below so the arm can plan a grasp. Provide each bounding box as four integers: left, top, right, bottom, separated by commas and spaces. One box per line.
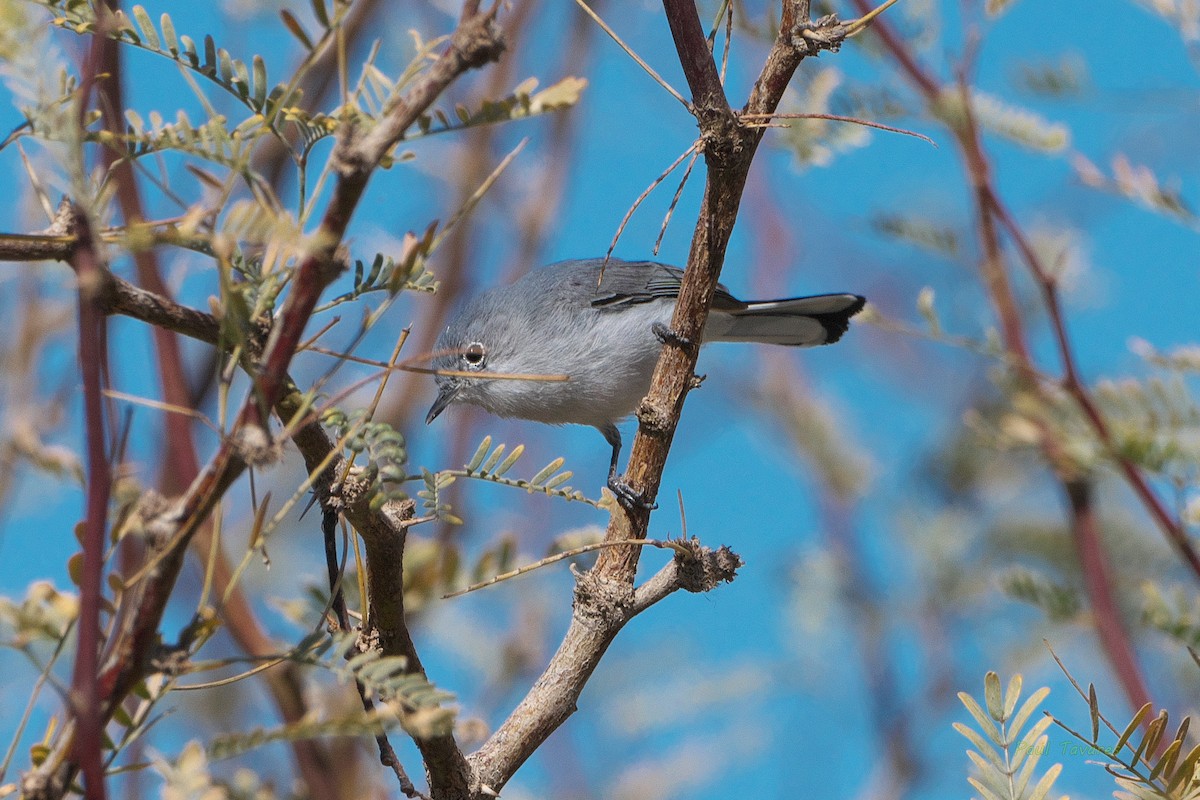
330, 120, 369, 179
21, 770, 63, 800
128, 490, 173, 548
673, 538, 742, 593
789, 14, 847, 57
325, 467, 372, 512
451, 11, 507, 71
233, 423, 283, 467
150, 642, 191, 678
319, 242, 352, 286
573, 564, 635, 626
636, 397, 674, 438
696, 105, 747, 166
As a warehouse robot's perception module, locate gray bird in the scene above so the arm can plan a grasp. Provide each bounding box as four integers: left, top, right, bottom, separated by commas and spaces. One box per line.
426, 258, 865, 505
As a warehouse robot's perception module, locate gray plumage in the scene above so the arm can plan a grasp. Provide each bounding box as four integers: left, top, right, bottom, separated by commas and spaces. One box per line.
426, 258, 865, 488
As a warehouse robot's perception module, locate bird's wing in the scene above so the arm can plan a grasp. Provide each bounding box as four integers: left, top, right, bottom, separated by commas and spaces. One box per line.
587, 260, 745, 311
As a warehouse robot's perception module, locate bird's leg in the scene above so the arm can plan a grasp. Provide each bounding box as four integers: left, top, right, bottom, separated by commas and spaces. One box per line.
598, 423, 657, 511
652, 321, 693, 349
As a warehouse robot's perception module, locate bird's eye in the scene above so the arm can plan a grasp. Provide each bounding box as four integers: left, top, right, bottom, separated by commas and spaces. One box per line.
463, 342, 486, 368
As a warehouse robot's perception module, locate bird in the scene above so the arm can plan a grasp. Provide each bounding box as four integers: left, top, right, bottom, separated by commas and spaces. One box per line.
425, 258, 865, 506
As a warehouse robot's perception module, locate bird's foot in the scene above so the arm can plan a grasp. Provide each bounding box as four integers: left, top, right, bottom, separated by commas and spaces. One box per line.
607, 474, 658, 511
652, 321, 693, 349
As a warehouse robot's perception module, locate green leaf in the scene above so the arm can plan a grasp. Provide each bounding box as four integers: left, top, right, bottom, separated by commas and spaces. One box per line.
1167, 741, 1200, 791
203, 34, 217, 75
466, 436, 492, 472
543, 471, 573, 490
131, 5, 158, 50
1088, 683, 1099, 743
311, 0, 330, 28
1011, 715, 1053, 772
1147, 736, 1181, 781
966, 776, 1006, 800
1114, 703, 1153, 756
481, 443, 506, 474
953, 722, 1005, 771
1008, 687, 1050, 744
252, 55, 267, 109
965, 751, 1010, 800
218, 48, 235, 85
279, 9, 314, 50
1003, 673, 1023, 720
180, 34, 198, 66
959, 691, 1003, 746
1013, 734, 1047, 797
494, 445, 524, 477
530, 457, 565, 487
984, 671, 1004, 721
1026, 762, 1062, 800
160, 12, 178, 53
1133, 711, 1168, 768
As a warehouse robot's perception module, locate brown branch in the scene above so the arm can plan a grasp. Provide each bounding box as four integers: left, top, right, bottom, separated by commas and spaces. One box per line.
467, 1, 841, 792
595, 0, 843, 578
468, 540, 740, 791
0, 233, 77, 261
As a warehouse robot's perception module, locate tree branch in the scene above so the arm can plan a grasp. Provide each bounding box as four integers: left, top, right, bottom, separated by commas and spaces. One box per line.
469, 540, 739, 791
849, 0, 1161, 719
595, 0, 843, 578
38, 5, 507, 795
467, 0, 843, 792
65, 205, 110, 800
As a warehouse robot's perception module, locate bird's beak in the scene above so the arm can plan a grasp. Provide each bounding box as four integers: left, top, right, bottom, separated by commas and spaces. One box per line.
425, 382, 460, 425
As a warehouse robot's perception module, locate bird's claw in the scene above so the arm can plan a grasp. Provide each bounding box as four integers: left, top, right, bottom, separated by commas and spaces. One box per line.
607, 474, 658, 511
652, 321, 693, 349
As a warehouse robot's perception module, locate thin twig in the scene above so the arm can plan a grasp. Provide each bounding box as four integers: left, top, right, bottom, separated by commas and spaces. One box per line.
844, 0, 906, 37
739, 111, 935, 146
304, 343, 570, 382
601, 140, 700, 274
573, 0, 689, 107
653, 147, 700, 255
443, 538, 690, 599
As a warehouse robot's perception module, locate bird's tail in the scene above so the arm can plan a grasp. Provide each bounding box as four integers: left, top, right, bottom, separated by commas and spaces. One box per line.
705, 293, 867, 346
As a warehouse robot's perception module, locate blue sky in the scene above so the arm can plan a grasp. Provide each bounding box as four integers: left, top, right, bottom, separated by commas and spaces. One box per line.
1, 1, 1199, 798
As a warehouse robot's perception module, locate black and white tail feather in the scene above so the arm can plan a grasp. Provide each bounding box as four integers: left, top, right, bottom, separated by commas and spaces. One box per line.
706, 293, 866, 346
588, 260, 865, 347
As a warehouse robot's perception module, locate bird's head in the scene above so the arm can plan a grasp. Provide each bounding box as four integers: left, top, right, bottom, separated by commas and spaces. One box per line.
425, 299, 530, 425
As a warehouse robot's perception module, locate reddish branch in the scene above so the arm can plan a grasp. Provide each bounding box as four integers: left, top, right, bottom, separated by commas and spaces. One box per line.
987, 193, 1200, 580
31, 7, 507, 797
848, 0, 1160, 716
65, 207, 111, 800
86, 10, 353, 794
